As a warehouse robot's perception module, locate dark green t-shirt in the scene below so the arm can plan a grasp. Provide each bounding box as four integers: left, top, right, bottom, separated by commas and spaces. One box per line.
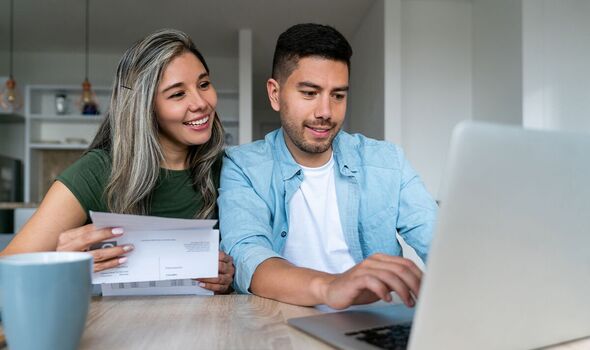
56, 149, 221, 221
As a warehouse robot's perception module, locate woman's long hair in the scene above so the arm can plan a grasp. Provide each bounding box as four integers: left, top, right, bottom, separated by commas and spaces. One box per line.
89, 28, 224, 219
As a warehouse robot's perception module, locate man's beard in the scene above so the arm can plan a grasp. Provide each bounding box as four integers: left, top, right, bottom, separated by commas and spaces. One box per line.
282, 117, 340, 154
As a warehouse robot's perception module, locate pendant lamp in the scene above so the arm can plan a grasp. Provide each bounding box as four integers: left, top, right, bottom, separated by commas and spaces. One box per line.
80, 0, 99, 115
0, 0, 23, 112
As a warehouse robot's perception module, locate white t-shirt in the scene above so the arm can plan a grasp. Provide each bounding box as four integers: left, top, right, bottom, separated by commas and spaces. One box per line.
282, 154, 356, 274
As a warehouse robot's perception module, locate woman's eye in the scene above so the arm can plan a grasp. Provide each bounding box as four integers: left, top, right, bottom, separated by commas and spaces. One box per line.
199, 81, 211, 89
169, 91, 185, 99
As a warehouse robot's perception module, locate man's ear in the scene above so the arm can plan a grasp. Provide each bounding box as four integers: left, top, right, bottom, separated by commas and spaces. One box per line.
267, 78, 281, 112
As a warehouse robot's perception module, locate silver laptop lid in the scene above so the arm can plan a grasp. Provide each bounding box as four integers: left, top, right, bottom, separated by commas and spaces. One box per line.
409, 121, 590, 350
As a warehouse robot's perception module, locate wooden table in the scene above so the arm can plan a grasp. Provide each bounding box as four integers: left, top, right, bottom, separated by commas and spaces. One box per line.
79, 295, 590, 350
2, 295, 589, 349
81, 295, 332, 349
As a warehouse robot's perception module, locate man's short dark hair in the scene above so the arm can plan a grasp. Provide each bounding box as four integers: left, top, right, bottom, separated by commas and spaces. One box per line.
271, 23, 353, 83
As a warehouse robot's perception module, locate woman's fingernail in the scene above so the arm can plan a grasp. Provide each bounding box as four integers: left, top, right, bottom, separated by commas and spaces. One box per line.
112, 228, 124, 235
118, 257, 128, 264
198, 282, 206, 288
123, 244, 134, 252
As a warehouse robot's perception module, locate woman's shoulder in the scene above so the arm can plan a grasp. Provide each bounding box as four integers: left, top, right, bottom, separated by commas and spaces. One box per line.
58, 148, 112, 183
82, 148, 112, 167
56, 148, 112, 216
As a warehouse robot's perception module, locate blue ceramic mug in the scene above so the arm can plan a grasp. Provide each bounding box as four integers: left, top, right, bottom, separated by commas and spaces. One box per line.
0, 252, 93, 350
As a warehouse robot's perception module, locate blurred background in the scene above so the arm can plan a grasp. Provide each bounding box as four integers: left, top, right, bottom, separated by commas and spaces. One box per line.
0, 0, 589, 237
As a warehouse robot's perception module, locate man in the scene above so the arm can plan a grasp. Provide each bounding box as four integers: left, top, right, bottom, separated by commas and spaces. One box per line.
219, 23, 437, 309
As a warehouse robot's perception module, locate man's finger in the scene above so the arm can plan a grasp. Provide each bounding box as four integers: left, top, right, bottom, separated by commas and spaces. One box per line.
199, 282, 229, 293
218, 251, 232, 263
369, 254, 423, 278
219, 261, 234, 274
196, 277, 221, 284
197, 274, 232, 287
359, 260, 421, 297
362, 268, 415, 306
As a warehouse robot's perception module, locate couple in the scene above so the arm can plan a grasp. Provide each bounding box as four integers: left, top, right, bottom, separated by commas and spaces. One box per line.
1, 24, 437, 309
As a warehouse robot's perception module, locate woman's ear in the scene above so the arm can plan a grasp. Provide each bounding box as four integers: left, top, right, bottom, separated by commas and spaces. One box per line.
266, 78, 281, 112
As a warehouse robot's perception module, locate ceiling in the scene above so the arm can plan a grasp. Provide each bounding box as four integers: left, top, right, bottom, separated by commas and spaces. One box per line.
0, 0, 376, 108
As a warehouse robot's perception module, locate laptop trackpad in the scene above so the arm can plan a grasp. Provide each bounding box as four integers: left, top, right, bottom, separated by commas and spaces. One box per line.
288, 304, 415, 349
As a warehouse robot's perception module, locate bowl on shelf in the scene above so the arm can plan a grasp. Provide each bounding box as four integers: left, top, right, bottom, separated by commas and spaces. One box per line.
64, 138, 88, 145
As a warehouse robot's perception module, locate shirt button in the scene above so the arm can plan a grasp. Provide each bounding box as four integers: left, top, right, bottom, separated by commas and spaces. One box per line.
281, 231, 287, 238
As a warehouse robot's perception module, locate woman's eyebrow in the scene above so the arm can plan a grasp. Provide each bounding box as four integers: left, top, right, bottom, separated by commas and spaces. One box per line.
161, 82, 184, 93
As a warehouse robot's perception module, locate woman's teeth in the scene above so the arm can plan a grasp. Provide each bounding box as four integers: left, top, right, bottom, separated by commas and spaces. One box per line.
184, 116, 209, 126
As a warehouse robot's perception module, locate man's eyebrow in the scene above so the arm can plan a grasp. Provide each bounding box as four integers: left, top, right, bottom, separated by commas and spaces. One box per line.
296, 81, 349, 92
297, 81, 322, 90
332, 85, 349, 92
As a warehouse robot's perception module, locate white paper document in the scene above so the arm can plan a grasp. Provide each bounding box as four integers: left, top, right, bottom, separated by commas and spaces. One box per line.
90, 211, 219, 285
101, 279, 213, 296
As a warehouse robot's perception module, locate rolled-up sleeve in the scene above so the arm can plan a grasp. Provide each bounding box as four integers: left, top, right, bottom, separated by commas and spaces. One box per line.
218, 153, 283, 294
395, 146, 438, 263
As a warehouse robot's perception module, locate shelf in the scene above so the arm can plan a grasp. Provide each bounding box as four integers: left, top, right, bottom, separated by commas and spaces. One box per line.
29, 143, 90, 150
0, 112, 25, 124
27, 84, 112, 93
29, 114, 104, 123
0, 202, 38, 209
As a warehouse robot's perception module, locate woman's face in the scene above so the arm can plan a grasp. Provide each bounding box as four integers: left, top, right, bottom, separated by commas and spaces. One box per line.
154, 51, 217, 151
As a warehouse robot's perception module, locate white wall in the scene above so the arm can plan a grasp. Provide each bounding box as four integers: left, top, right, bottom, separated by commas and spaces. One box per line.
384, 0, 403, 144
348, 0, 385, 139
472, 0, 523, 124
401, 0, 473, 198
523, 0, 590, 133
348, 0, 473, 197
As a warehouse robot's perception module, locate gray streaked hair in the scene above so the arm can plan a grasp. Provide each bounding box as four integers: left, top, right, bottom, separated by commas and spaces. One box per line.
89, 28, 224, 219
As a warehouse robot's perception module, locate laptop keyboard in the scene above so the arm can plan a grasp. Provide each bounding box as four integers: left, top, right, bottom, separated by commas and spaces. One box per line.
345, 323, 412, 350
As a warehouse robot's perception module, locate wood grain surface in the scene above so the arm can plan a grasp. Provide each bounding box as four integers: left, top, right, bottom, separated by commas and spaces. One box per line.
80, 295, 333, 350
1, 295, 588, 349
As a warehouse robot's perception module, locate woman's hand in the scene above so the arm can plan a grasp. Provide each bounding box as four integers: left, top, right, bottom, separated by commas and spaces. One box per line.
56, 224, 134, 272
196, 251, 235, 294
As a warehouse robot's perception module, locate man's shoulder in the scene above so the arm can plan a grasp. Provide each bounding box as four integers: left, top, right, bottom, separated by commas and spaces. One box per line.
337, 131, 404, 169
224, 130, 279, 169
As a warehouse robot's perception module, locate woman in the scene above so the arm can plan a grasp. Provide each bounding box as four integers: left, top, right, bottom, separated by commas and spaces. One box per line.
1, 29, 234, 293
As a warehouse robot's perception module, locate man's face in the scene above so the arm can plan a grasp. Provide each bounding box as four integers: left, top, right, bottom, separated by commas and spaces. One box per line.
267, 56, 349, 165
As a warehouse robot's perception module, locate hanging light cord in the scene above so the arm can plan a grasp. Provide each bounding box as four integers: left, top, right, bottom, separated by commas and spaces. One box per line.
9, 0, 14, 78
85, 0, 90, 81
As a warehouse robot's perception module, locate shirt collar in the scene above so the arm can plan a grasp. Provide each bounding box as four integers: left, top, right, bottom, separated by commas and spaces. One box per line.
272, 128, 359, 180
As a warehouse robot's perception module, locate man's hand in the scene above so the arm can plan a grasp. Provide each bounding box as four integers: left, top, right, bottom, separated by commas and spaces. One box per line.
316, 254, 422, 310
196, 251, 235, 294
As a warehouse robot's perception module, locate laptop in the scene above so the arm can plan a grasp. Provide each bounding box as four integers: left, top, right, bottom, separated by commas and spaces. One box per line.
288, 121, 590, 350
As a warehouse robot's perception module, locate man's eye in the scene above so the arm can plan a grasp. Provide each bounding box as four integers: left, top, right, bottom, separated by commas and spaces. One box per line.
301, 91, 317, 97
333, 93, 346, 101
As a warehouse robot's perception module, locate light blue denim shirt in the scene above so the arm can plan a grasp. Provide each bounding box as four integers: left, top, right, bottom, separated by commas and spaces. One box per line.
219, 129, 438, 294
